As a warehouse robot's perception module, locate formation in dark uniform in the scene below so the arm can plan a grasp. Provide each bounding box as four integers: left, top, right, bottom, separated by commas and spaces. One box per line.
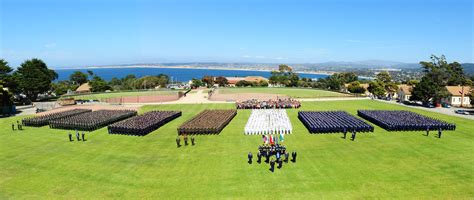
178, 110, 237, 135
22, 109, 92, 127
50, 110, 137, 131
358, 110, 456, 132
299, 111, 374, 134
108, 111, 181, 136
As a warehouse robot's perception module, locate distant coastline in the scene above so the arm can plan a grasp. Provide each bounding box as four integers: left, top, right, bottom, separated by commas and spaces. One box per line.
54, 65, 336, 76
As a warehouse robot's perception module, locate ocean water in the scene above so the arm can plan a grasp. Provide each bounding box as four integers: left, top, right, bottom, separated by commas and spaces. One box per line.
55, 67, 328, 82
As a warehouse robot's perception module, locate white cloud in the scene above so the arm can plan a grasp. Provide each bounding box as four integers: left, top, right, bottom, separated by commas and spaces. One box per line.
242, 55, 252, 58
255, 55, 265, 59
274, 57, 288, 60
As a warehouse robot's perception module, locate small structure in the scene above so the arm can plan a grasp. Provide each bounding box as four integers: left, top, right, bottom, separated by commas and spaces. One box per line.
444, 86, 471, 107
75, 83, 91, 94
397, 84, 413, 102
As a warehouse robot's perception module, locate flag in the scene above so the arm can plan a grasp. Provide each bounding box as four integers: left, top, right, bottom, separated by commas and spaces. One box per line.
280, 133, 284, 142
269, 134, 274, 144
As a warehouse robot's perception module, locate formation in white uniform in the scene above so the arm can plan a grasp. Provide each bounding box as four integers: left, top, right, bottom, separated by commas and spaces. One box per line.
244, 109, 293, 135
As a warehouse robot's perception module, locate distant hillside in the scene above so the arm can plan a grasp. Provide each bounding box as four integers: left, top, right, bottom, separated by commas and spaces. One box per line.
462, 63, 474, 75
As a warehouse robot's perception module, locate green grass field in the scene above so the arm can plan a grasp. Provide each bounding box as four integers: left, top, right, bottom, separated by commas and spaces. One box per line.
217, 87, 350, 98
1, 100, 472, 199
66, 90, 179, 101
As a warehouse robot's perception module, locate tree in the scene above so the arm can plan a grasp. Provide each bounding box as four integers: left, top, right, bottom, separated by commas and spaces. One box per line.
336, 72, 358, 84
0, 80, 13, 107
288, 73, 300, 87
52, 81, 77, 95
202, 76, 215, 88
258, 80, 269, 87
325, 75, 343, 90
347, 81, 366, 94
13, 58, 58, 101
375, 71, 392, 83
69, 71, 88, 85
215, 76, 228, 87
87, 70, 94, 77
191, 78, 204, 88
90, 75, 111, 92
411, 55, 457, 104
236, 80, 252, 87
0, 59, 13, 80
278, 64, 292, 72
368, 81, 385, 97
0, 59, 17, 92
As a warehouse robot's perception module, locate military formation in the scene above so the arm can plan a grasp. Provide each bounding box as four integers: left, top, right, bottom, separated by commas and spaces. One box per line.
244, 109, 293, 135
22, 109, 92, 127
49, 110, 137, 131
178, 109, 237, 135
358, 110, 456, 132
236, 98, 301, 109
108, 111, 181, 136
299, 111, 374, 134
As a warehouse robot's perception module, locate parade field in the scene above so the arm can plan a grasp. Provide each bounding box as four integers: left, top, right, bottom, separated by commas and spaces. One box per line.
0, 100, 473, 199
216, 87, 350, 98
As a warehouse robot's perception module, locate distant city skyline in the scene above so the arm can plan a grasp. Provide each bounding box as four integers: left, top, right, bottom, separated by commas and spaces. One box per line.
1, 0, 473, 67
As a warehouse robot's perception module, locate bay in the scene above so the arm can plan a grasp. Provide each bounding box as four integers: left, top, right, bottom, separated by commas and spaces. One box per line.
55, 67, 329, 82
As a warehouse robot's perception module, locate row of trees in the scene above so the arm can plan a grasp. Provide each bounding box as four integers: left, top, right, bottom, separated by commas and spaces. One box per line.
53, 71, 171, 95
1, 59, 57, 102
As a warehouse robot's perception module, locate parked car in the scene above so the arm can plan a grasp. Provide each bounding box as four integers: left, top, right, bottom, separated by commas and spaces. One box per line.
455, 110, 470, 115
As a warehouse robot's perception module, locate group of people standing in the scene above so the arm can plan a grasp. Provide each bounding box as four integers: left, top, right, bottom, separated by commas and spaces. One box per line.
11, 121, 23, 131
68, 130, 86, 142
176, 134, 195, 147
236, 98, 301, 109
247, 143, 297, 172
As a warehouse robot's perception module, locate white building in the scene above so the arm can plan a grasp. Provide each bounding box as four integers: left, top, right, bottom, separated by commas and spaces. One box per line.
397, 84, 413, 102
444, 86, 471, 107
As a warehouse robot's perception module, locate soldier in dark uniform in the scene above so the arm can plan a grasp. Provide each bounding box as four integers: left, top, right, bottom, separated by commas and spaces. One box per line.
191, 137, 195, 145
81, 132, 85, 141
184, 135, 188, 146
12, 123, 15, 131
68, 132, 73, 142
264, 149, 270, 163
284, 152, 289, 163
291, 151, 297, 163
269, 158, 275, 172
438, 128, 442, 138
351, 130, 356, 141
426, 126, 430, 136
343, 128, 347, 139
247, 152, 253, 164
176, 136, 181, 148
257, 151, 262, 163
76, 130, 81, 141
277, 158, 283, 169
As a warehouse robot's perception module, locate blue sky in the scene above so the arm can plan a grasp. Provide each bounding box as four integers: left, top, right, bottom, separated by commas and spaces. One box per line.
1, 0, 472, 68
